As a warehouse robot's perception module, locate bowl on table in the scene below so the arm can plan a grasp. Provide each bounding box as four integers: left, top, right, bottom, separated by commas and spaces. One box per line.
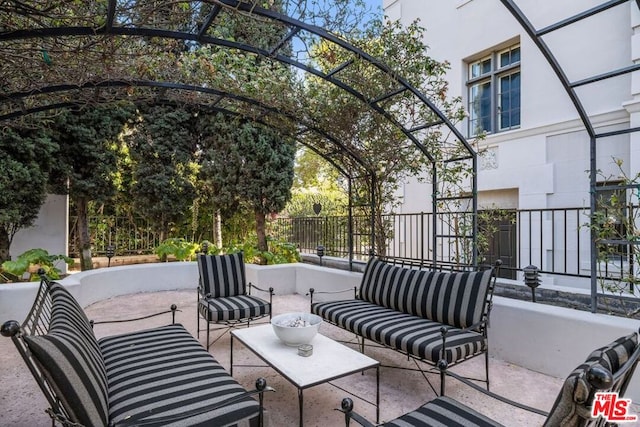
271, 312, 322, 346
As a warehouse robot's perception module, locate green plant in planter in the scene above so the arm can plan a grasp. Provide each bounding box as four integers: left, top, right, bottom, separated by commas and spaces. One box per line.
223, 237, 300, 265
1, 248, 74, 282
155, 238, 199, 261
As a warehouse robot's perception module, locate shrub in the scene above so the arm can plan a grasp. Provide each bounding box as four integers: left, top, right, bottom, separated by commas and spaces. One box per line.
1, 248, 73, 282
155, 238, 199, 261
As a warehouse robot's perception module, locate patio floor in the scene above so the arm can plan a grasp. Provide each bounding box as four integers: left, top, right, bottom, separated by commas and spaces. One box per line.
0, 290, 582, 426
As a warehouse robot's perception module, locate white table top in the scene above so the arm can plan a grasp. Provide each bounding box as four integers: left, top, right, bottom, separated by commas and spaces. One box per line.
232, 324, 379, 388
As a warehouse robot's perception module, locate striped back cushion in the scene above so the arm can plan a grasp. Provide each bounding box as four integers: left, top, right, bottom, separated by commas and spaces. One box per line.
544, 332, 639, 427
359, 258, 493, 329
198, 252, 246, 297
25, 283, 109, 427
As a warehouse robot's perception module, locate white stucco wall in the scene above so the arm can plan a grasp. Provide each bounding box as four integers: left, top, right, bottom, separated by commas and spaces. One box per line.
385, 0, 635, 213
10, 194, 69, 272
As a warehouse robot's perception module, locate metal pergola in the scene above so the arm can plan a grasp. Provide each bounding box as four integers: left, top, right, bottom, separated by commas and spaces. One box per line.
500, 0, 640, 311
0, 0, 479, 269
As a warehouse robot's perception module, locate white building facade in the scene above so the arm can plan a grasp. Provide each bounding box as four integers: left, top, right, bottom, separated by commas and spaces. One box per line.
384, 0, 640, 289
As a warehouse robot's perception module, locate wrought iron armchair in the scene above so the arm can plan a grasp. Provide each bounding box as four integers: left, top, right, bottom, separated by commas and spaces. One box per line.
339, 329, 640, 426
196, 252, 274, 348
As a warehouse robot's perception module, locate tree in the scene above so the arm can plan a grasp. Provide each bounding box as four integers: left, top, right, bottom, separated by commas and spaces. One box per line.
49, 102, 134, 271
0, 122, 58, 263
127, 105, 199, 241
199, 116, 295, 254
302, 19, 467, 256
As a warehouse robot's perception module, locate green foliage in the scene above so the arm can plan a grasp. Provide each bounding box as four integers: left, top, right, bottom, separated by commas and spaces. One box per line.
127, 105, 199, 239
198, 115, 296, 251
48, 103, 135, 200
302, 18, 468, 257
1, 248, 73, 282
583, 158, 640, 318
225, 237, 301, 265
0, 121, 59, 263
155, 238, 199, 262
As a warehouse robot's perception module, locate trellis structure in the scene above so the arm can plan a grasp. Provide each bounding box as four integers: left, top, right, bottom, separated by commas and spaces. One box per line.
500, 0, 640, 311
0, 0, 478, 268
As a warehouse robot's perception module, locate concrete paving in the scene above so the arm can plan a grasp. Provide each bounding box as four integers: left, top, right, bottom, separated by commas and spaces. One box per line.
0, 289, 624, 427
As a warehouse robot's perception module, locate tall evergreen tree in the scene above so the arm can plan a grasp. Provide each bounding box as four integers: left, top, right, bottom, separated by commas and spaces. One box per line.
49, 102, 134, 270
127, 105, 199, 240
199, 116, 295, 253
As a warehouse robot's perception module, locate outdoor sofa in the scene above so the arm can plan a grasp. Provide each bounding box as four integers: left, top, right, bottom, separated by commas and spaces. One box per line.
1, 273, 272, 427
309, 256, 501, 394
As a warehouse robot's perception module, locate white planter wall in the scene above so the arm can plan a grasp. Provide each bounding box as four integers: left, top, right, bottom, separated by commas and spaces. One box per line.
1, 262, 638, 401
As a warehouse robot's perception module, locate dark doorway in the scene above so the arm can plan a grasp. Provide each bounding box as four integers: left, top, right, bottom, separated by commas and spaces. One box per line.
480, 210, 517, 279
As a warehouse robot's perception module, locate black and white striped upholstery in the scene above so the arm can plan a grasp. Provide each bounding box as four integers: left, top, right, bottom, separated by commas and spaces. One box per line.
198, 295, 271, 322
342, 331, 640, 427
25, 283, 109, 427
312, 299, 485, 363
359, 257, 493, 329
197, 252, 272, 349
384, 396, 503, 427
100, 323, 261, 426
7, 278, 269, 427
544, 331, 639, 426
198, 253, 247, 297
312, 258, 494, 366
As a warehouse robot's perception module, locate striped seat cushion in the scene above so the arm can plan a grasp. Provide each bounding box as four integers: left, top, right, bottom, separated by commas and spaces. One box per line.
384, 396, 504, 427
544, 332, 639, 426
99, 323, 261, 426
312, 299, 486, 364
359, 258, 493, 329
198, 252, 246, 297
199, 295, 271, 322
25, 283, 109, 427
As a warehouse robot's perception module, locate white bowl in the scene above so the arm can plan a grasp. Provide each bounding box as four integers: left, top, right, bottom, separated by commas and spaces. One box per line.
271, 312, 322, 346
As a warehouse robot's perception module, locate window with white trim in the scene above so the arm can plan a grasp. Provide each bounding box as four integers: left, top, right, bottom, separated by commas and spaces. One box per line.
467, 44, 521, 137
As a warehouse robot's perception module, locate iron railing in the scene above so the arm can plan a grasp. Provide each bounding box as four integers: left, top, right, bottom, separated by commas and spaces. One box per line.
269, 206, 638, 286
68, 216, 162, 257
70, 206, 638, 288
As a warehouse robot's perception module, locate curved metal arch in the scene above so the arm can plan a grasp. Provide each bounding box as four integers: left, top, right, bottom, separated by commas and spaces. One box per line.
0, 1, 474, 164
0, 0, 479, 264
499, 0, 640, 312
1, 78, 371, 176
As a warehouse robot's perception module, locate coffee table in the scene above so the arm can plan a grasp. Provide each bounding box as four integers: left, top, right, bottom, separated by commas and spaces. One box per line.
230, 324, 379, 427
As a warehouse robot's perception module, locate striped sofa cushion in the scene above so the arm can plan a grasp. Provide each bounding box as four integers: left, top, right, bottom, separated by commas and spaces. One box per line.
198, 252, 246, 297
544, 332, 639, 427
25, 283, 109, 427
385, 396, 504, 427
312, 299, 486, 364
198, 295, 271, 322
100, 323, 261, 426
359, 258, 493, 329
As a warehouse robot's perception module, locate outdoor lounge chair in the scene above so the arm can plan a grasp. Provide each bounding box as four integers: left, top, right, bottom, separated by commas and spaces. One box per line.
339, 329, 640, 426
197, 252, 273, 349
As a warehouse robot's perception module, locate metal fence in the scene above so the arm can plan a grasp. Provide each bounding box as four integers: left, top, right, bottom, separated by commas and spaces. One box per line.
68, 216, 162, 257
70, 206, 633, 285
268, 208, 597, 283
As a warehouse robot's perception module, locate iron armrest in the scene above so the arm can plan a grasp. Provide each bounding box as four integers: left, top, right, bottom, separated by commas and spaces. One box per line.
307, 286, 358, 305
113, 378, 275, 427
91, 305, 180, 327
437, 359, 549, 417
248, 282, 275, 296
440, 358, 618, 419
337, 398, 377, 427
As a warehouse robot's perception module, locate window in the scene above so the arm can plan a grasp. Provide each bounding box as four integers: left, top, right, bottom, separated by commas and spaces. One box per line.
467, 44, 521, 137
